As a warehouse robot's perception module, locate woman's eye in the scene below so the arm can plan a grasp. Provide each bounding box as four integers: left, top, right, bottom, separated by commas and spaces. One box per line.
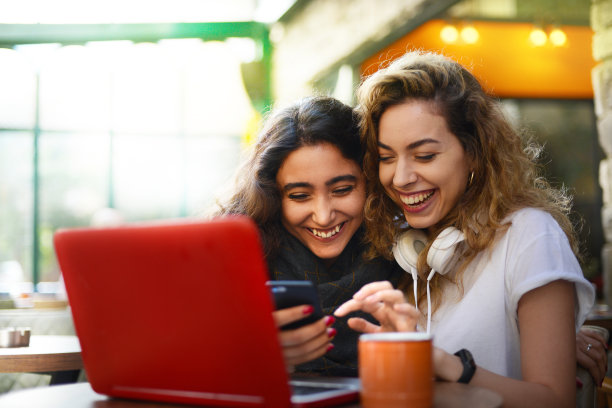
288, 193, 309, 201
333, 186, 354, 195
378, 155, 392, 163
416, 153, 436, 161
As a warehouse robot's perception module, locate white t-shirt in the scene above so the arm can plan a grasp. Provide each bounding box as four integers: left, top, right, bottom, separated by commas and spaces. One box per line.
428, 208, 594, 379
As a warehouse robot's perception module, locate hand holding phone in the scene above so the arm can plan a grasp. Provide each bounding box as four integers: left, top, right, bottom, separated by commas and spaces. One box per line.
266, 280, 324, 331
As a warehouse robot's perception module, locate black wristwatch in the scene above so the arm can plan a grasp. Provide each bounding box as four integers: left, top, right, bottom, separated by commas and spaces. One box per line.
454, 349, 476, 384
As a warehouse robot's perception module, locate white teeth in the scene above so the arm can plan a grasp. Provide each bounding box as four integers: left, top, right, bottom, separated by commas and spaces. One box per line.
400, 191, 433, 206
311, 223, 343, 238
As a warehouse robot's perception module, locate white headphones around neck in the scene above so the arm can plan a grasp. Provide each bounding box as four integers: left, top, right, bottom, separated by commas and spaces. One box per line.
392, 226, 465, 333
393, 227, 464, 277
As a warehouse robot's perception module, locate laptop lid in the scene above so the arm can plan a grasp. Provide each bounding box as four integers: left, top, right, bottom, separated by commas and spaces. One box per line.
54, 216, 358, 408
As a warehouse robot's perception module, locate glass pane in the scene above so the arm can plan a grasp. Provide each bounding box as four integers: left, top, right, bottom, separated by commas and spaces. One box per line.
182, 41, 254, 136
0, 49, 36, 129
113, 133, 184, 220
184, 134, 242, 215
39, 131, 109, 281
39, 45, 112, 131
112, 43, 181, 134
0, 131, 34, 284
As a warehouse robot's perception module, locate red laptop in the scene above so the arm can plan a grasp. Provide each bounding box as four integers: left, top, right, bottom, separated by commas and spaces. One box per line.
53, 216, 359, 408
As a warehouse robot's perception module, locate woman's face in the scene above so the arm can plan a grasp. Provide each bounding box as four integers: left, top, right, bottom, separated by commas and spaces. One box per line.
276, 143, 365, 263
377, 100, 471, 232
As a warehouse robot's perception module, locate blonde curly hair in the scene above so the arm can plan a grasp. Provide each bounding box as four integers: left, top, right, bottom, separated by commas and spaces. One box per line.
357, 50, 580, 308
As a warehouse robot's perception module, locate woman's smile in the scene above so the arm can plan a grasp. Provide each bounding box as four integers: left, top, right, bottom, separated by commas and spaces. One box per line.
397, 189, 435, 213
307, 221, 345, 239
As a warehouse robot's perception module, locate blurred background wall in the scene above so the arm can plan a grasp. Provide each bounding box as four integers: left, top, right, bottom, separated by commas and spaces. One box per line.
0, 0, 608, 304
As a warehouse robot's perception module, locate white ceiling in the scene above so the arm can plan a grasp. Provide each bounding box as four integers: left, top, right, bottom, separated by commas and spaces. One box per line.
0, 0, 297, 24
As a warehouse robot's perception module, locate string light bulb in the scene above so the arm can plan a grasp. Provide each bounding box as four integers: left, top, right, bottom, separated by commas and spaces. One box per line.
529, 27, 547, 47
440, 23, 459, 44
549, 27, 567, 47
460, 24, 479, 44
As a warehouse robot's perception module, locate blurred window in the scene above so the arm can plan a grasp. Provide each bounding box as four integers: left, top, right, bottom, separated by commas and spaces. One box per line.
0, 39, 255, 286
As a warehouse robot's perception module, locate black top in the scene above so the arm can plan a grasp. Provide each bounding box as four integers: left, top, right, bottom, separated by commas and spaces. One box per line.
267, 226, 404, 377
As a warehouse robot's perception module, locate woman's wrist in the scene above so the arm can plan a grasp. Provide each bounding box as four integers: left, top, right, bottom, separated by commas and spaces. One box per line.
434, 348, 464, 382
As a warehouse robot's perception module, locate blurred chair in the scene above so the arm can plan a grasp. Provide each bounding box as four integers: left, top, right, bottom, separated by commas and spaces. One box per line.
600, 377, 612, 408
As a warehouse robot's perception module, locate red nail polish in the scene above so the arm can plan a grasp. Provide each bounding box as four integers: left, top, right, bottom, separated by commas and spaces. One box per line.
327, 328, 337, 338
326, 344, 335, 352
302, 305, 314, 315
576, 377, 583, 388
325, 316, 335, 326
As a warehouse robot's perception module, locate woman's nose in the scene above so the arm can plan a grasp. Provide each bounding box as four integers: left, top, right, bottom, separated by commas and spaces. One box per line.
312, 197, 335, 226
393, 158, 418, 188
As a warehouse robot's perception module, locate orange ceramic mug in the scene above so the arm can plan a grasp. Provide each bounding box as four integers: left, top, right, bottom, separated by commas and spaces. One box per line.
358, 332, 433, 408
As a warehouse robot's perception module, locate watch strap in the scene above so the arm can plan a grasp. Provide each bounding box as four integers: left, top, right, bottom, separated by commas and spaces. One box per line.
454, 348, 476, 384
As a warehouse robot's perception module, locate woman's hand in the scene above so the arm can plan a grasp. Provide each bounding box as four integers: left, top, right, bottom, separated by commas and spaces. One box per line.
576, 328, 608, 386
334, 281, 420, 333
273, 305, 336, 371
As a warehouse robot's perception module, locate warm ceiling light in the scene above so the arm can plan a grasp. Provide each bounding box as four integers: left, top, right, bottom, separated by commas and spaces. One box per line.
529, 27, 547, 47
460, 25, 479, 44
549, 27, 567, 47
440, 24, 459, 44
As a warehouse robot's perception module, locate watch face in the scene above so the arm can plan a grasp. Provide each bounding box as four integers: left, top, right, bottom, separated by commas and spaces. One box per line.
454, 349, 476, 383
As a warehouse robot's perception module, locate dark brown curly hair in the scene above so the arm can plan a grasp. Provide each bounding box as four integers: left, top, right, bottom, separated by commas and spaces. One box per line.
215, 96, 363, 260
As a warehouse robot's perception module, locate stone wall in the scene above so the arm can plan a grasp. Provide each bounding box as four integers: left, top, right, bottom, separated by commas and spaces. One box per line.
270, 0, 458, 105
593, 0, 612, 304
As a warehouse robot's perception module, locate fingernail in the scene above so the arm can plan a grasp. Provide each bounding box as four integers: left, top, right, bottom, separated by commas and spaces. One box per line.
303, 305, 314, 315
576, 377, 583, 388
325, 316, 335, 326
605, 343, 609, 350
327, 328, 337, 338
326, 344, 335, 352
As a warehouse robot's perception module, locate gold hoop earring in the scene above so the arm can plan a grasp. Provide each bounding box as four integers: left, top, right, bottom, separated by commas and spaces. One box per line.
468, 171, 474, 187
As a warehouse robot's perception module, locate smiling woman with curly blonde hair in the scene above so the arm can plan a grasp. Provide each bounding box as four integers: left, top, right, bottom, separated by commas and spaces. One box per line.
334, 50, 595, 408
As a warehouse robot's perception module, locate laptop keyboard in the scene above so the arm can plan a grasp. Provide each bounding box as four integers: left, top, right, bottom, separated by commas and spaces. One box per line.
290, 382, 352, 396
291, 385, 334, 395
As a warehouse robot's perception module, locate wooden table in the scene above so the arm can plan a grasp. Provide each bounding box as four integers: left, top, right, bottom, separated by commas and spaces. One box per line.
0, 335, 83, 384
0, 381, 502, 408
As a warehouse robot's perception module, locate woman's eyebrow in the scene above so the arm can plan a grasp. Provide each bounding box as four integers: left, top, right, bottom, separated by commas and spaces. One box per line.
326, 175, 357, 186
407, 138, 440, 150
378, 138, 440, 150
282, 175, 357, 191
378, 141, 392, 150
282, 182, 312, 191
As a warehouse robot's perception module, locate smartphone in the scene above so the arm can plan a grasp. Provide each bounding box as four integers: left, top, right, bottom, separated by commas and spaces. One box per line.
266, 280, 324, 331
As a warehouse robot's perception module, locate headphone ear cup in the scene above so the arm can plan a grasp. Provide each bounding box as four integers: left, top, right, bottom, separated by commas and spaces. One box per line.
393, 229, 428, 272
427, 227, 465, 275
